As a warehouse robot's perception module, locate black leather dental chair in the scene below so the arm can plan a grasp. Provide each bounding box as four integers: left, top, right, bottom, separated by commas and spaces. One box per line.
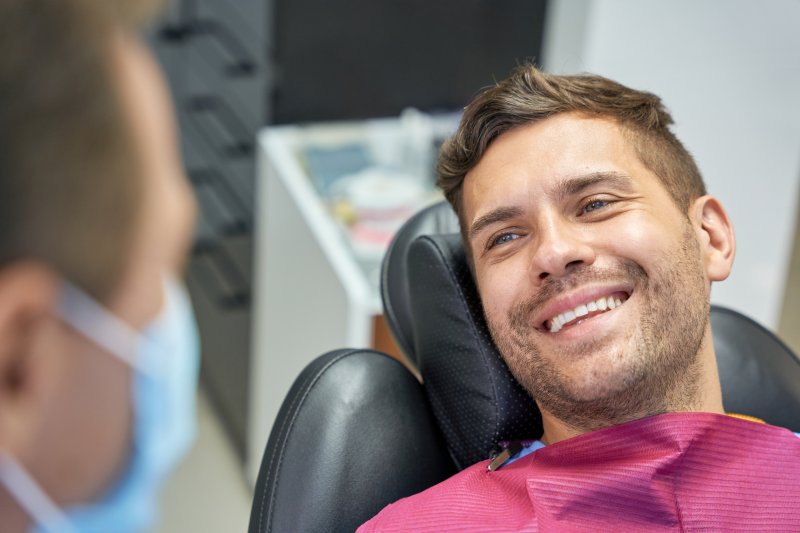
248, 202, 800, 533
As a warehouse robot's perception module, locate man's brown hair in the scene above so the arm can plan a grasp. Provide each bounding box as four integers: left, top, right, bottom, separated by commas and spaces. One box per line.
437, 64, 707, 237
0, 0, 163, 302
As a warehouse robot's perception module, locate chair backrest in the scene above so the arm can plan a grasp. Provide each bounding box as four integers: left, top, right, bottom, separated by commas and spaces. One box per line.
713, 305, 800, 430
249, 201, 800, 532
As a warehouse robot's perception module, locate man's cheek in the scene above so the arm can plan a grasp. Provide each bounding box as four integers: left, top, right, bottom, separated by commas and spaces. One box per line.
607, 216, 667, 260
480, 278, 517, 323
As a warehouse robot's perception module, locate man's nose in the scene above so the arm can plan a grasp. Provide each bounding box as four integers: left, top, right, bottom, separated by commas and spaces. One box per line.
530, 219, 595, 282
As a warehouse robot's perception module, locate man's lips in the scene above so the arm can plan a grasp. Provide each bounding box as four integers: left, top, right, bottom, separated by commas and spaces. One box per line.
532, 284, 634, 334
545, 291, 630, 333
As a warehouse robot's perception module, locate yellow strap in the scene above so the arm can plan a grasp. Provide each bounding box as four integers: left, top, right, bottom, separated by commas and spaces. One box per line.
727, 413, 765, 424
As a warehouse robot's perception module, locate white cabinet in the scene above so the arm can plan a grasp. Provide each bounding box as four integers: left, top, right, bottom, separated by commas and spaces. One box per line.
247, 115, 457, 483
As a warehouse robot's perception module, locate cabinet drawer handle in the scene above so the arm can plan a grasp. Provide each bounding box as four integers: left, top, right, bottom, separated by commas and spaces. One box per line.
191, 244, 250, 310
157, 0, 255, 77
192, 18, 256, 76
187, 95, 254, 157
189, 167, 252, 233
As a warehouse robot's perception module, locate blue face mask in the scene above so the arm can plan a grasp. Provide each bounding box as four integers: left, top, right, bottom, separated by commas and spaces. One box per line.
0, 276, 201, 533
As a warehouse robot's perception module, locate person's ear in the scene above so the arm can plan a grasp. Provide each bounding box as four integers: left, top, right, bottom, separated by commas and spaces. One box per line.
689, 196, 736, 282
0, 262, 59, 451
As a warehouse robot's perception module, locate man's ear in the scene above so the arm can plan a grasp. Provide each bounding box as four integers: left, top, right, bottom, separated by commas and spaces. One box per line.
689, 196, 736, 282
0, 262, 60, 450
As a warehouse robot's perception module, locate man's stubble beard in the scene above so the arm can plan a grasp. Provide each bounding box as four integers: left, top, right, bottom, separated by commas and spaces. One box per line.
486, 226, 710, 433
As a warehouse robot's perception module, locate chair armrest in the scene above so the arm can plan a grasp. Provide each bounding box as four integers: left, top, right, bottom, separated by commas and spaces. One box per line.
249, 348, 456, 533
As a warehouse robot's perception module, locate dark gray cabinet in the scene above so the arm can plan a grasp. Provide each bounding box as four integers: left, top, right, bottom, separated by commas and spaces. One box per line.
149, 0, 267, 459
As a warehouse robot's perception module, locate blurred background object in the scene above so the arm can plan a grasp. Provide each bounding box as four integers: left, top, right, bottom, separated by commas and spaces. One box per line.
249, 112, 460, 486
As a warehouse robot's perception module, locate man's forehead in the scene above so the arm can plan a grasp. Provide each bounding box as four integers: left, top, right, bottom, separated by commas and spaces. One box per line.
462, 115, 646, 224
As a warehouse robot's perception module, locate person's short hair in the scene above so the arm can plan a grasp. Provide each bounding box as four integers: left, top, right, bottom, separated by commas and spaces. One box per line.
437, 64, 707, 240
0, 0, 163, 302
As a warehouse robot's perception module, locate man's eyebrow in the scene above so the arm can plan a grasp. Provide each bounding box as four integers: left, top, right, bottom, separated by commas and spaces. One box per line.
468, 205, 524, 241
552, 171, 634, 201
467, 172, 633, 241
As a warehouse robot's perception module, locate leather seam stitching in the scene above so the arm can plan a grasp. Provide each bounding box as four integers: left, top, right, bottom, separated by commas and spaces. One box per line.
381, 225, 412, 357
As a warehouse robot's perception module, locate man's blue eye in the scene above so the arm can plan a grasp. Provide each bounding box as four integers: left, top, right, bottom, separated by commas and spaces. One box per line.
583, 199, 608, 213
492, 233, 519, 247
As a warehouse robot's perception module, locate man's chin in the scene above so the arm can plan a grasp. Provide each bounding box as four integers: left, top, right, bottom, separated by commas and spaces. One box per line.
533, 330, 631, 372
554, 376, 637, 404
518, 346, 654, 419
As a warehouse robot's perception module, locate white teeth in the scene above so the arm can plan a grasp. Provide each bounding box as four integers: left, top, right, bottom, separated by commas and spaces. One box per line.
546, 293, 628, 334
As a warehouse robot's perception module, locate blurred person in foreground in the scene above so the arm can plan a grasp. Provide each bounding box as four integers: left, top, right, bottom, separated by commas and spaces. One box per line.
359, 65, 800, 531
0, 1, 199, 532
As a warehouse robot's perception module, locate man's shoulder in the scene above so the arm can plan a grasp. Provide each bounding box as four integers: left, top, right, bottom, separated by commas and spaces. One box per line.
358, 455, 535, 533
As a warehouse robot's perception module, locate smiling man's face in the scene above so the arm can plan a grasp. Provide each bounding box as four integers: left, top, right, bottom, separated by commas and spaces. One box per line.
464, 113, 719, 434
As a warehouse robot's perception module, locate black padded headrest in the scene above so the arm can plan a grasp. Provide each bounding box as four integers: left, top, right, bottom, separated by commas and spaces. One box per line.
381, 202, 461, 369
406, 232, 542, 469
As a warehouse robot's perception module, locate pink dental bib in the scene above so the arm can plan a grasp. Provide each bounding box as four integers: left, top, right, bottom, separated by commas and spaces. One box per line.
359, 412, 800, 532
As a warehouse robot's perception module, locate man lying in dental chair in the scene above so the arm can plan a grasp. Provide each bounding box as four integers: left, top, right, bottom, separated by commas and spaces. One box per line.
360, 64, 800, 532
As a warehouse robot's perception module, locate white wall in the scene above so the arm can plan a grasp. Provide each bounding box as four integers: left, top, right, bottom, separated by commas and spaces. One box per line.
543, 0, 800, 328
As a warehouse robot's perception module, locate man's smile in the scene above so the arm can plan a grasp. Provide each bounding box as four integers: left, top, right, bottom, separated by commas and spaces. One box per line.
529, 283, 634, 335
546, 291, 630, 333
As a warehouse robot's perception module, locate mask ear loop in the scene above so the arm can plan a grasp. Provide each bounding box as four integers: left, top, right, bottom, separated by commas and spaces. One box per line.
0, 451, 75, 533
58, 283, 161, 379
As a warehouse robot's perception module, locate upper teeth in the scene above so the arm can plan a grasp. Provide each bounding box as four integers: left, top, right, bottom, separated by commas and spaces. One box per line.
548, 295, 626, 333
